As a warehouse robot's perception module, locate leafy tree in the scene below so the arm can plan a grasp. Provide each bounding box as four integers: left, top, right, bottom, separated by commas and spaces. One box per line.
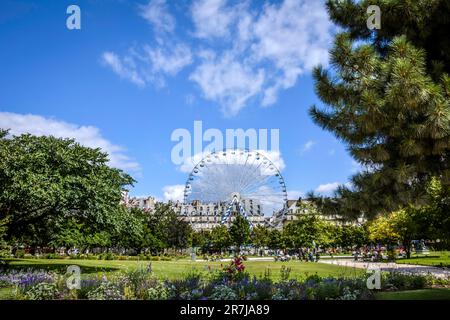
191, 230, 208, 250
229, 215, 251, 251
0, 132, 134, 248
147, 203, 192, 253
331, 224, 368, 249
209, 225, 231, 253
166, 211, 193, 251
283, 214, 332, 249
267, 229, 284, 250
309, 1, 450, 219
368, 207, 419, 258
251, 225, 270, 249
0, 216, 9, 258
418, 177, 450, 247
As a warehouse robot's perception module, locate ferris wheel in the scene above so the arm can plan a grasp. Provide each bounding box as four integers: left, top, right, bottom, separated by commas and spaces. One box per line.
183, 149, 288, 222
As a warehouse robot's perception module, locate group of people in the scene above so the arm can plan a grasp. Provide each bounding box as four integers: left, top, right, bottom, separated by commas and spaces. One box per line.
352, 247, 387, 262
275, 248, 320, 262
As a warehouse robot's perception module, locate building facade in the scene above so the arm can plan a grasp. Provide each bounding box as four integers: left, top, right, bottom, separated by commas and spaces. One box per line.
172, 199, 267, 231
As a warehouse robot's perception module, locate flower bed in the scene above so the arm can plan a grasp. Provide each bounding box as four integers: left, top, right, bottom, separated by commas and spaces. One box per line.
0, 257, 448, 300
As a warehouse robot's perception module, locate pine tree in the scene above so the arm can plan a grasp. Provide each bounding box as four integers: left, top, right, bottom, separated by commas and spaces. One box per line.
309, 0, 450, 219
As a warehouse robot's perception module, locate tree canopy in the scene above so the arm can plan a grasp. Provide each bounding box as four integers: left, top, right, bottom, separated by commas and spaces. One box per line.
0, 130, 135, 247
309, 0, 450, 219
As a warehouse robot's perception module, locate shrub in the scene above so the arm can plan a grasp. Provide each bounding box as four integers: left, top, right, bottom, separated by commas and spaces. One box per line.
14, 249, 25, 258
210, 285, 238, 300
25, 282, 59, 300
147, 282, 169, 300
87, 281, 123, 300
168, 272, 204, 300
382, 272, 429, 290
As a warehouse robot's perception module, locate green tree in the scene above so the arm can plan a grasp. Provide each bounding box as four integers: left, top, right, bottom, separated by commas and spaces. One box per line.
191, 230, 208, 250
418, 177, 450, 248
368, 207, 419, 258
229, 215, 251, 251
331, 224, 368, 249
209, 225, 231, 253
283, 214, 332, 249
147, 203, 192, 253
0, 131, 134, 248
309, 1, 450, 219
267, 229, 284, 250
251, 225, 270, 249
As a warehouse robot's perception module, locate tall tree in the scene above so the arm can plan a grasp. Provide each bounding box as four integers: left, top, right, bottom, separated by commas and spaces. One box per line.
0, 131, 134, 247
283, 214, 332, 249
229, 215, 251, 251
309, 1, 450, 219
209, 225, 231, 253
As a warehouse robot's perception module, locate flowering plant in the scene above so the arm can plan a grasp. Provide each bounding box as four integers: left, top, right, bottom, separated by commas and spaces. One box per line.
224, 256, 246, 281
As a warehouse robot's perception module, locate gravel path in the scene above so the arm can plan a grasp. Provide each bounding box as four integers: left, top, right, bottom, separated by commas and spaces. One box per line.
320, 259, 450, 278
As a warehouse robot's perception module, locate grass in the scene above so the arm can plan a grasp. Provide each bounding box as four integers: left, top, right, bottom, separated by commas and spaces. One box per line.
375, 288, 450, 300
3, 258, 364, 281
396, 251, 450, 268
0, 258, 363, 300
2, 258, 450, 300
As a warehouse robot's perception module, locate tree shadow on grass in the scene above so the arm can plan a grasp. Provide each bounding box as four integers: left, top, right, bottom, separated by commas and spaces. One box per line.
1, 259, 119, 274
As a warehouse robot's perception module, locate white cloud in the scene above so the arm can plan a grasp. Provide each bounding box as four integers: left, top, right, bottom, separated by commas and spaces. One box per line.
139, 0, 175, 33
189, 52, 265, 116
102, 0, 333, 116
287, 190, 304, 200
301, 140, 316, 153
189, 0, 332, 115
191, 0, 235, 39
314, 181, 352, 194
144, 43, 193, 76
102, 41, 193, 88
314, 182, 340, 194
101, 52, 146, 87
163, 184, 185, 202
0, 112, 139, 172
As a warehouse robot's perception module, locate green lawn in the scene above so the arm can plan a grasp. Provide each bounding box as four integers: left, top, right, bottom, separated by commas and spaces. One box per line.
375, 288, 450, 300
0, 258, 364, 300
396, 251, 450, 268
3, 258, 364, 281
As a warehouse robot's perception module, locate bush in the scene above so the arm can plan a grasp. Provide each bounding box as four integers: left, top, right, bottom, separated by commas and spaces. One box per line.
25, 282, 59, 300
147, 282, 169, 300
14, 249, 25, 258
210, 285, 238, 300
87, 281, 123, 300
382, 272, 429, 290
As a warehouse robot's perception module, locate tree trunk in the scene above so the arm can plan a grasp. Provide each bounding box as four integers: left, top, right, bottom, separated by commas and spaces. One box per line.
404, 240, 411, 259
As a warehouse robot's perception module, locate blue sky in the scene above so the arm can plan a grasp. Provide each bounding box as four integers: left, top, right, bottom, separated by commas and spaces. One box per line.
0, 0, 357, 201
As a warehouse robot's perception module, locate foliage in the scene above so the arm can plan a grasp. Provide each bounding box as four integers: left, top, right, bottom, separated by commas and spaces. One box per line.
382, 272, 430, 291
223, 256, 247, 282
2, 266, 448, 300
330, 224, 368, 248
229, 215, 251, 249
251, 225, 270, 249
283, 213, 333, 249
25, 282, 59, 300
0, 132, 134, 247
87, 281, 123, 300
368, 206, 422, 257
209, 225, 231, 253
309, 1, 450, 219
209, 284, 238, 300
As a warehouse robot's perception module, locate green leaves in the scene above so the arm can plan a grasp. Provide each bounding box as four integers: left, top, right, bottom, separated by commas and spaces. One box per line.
309, 2, 450, 218
0, 132, 134, 246
229, 215, 251, 249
